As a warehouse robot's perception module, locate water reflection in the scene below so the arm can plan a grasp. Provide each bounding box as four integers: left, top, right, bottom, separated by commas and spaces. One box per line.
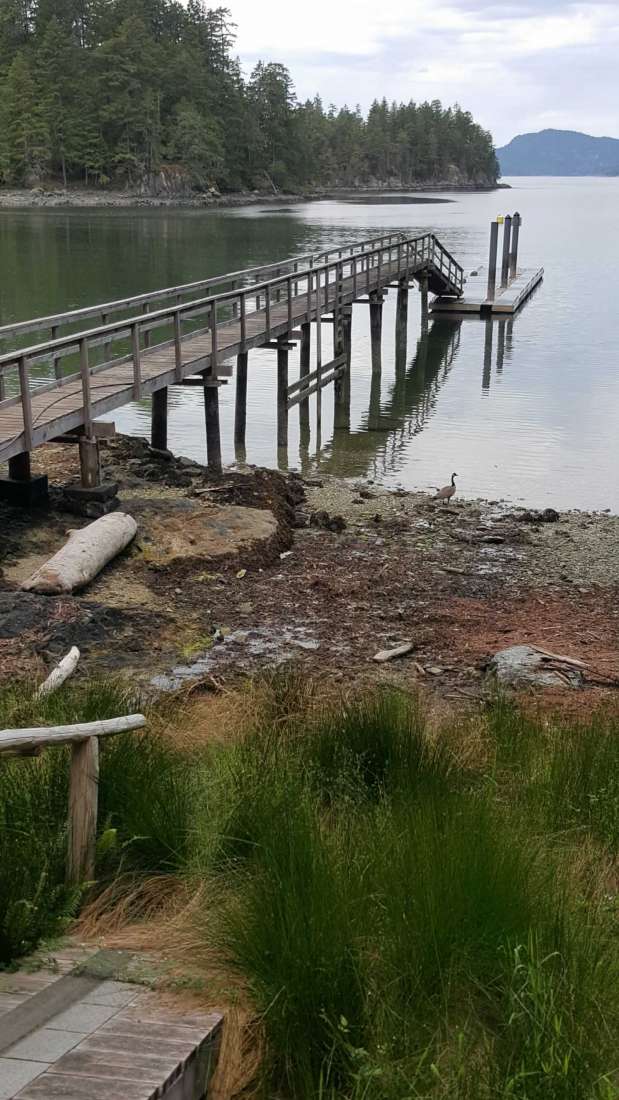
312, 318, 461, 479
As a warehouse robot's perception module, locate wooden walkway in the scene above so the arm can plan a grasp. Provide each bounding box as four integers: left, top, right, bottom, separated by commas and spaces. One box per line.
0, 232, 463, 481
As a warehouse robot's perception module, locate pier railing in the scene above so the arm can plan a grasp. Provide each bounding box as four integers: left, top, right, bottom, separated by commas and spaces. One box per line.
0, 232, 462, 461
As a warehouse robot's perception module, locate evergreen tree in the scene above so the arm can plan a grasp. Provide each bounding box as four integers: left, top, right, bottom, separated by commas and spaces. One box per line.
0, 0, 499, 191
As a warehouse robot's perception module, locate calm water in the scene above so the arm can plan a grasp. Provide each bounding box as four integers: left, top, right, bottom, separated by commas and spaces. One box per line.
1, 178, 618, 511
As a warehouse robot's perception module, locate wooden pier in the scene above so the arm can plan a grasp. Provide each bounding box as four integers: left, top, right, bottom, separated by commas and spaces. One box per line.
0, 232, 463, 495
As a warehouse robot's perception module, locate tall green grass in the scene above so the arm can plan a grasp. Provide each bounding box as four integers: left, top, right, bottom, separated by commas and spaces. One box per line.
1, 673, 618, 1098
0, 677, 193, 963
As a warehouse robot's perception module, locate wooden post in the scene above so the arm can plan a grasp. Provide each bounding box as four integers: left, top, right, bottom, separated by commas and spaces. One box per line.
369, 292, 383, 373
509, 212, 521, 280
79, 436, 101, 488
486, 221, 499, 301
396, 276, 408, 368
8, 451, 31, 481
235, 351, 248, 447
299, 321, 311, 431
419, 273, 429, 335
334, 309, 352, 430
151, 387, 168, 451
277, 336, 289, 449
500, 215, 512, 288
67, 736, 99, 886
18, 355, 34, 451
203, 380, 222, 474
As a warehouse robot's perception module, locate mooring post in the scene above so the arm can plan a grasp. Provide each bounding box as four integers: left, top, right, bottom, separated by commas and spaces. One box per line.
486, 220, 499, 301
78, 437, 101, 488
203, 376, 222, 474
509, 212, 521, 280
277, 336, 289, 449
482, 318, 493, 392
234, 351, 248, 447
500, 215, 512, 288
369, 291, 383, 373
151, 387, 168, 451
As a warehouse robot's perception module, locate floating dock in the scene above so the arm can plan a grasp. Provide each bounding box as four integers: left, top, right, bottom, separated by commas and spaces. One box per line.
432, 265, 544, 316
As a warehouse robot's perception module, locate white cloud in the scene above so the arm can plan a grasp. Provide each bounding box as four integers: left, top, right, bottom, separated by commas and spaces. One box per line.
223, 0, 619, 145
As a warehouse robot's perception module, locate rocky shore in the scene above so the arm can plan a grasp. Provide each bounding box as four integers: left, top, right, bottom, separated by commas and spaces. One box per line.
0, 181, 507, 210
0, 435, 617, 711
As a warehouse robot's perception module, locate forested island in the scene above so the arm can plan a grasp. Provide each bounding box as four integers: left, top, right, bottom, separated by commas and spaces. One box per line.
0, 1, 499, 197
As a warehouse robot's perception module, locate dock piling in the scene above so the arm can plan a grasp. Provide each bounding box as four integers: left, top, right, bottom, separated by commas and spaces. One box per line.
369, 292, 383, 372
151, 387, 168, 451
277, 336, 289, 449
500, 215, 512, 288
419, 274, 429, 334
78, 436, 101, 488
486, 221, 499, 301
203, 375, 222, 474
234, 351, 248, 447
509, 212, 521, 280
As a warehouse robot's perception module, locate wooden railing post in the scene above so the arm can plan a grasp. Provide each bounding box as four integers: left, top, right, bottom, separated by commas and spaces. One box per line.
131, 322, 141, 400
18, 356, 34, 451
142, 302, 151, 349
240, 292, 247, 350
51, 324, 62, 380
265, 285, 271, 339
174, 311, 183, 381
67, 735, 99, 886
287, 276, 293, 332
78, 338, 93, 438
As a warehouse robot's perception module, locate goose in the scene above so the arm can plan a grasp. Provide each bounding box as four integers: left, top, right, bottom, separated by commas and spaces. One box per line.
434, 472, 458, 503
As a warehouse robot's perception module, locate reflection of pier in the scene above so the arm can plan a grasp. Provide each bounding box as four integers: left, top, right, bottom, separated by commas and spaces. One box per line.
310, 318, 462, 480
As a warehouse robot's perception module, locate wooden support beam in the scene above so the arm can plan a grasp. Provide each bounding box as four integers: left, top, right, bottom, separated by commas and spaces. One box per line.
369, 291, 383, 373
277, 336, 289, 449
151, 388, 168, 451
235, 351, 248, 446
78, 436, 101, 489
203, 372, 222, 474
260, 340, 296, 350
396, 276, 409, 371
299, 321, 311, 431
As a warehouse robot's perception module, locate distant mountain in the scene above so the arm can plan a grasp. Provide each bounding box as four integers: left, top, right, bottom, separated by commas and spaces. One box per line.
497, 129, 619, 176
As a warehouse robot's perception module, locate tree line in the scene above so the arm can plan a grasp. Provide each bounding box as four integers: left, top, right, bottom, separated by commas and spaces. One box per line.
0, 0, 499, 192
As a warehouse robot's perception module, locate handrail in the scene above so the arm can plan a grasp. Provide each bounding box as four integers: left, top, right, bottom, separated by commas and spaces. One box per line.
0, 232, 408, 345
0, 235, 441, 371
0, 232, 463, 459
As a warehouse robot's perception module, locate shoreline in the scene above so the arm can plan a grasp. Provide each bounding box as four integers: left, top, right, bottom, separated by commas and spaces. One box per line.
0, 182, 508, 210
1, 435, 617, 712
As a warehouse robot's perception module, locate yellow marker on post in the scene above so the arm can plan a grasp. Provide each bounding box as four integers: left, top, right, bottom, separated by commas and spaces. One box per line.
497, 215, 505, 224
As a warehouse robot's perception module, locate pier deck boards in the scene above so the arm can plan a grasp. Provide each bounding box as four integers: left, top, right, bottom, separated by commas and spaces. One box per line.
0, 233, 463, 467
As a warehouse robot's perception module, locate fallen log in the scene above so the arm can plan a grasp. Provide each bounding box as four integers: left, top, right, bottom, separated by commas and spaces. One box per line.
373, 642, 414, 663
22, 512, 137, 595
36, 646, 80, 697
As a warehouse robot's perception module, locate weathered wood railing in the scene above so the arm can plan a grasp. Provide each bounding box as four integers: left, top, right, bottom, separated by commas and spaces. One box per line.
0, 232, 463, 464
0, 714, 146, 885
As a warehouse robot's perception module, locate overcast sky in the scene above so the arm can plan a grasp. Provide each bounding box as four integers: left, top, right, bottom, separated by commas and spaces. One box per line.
225, 0, 618, 147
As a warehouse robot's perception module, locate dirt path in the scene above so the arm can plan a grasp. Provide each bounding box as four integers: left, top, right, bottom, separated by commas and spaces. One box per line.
1, 436, 618, 712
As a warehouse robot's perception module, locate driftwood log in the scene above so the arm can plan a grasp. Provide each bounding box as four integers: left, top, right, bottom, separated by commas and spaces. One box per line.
36, 646, 80, 697
22, 512, 137, 594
